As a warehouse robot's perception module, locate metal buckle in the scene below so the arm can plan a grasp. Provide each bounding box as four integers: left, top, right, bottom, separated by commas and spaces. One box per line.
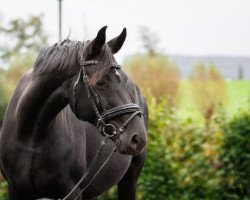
82, 74, 89, 83
102, 124, 117, 138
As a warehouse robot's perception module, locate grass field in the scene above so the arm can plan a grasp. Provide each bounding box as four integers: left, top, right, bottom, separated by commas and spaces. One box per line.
176, 80, 250, 121
227, 80, 250, 113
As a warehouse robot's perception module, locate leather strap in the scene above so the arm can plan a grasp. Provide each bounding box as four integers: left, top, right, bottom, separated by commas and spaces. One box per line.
100, 103, 141, 121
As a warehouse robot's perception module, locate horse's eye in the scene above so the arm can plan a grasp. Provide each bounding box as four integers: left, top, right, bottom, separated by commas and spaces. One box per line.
96, 80, 107, 87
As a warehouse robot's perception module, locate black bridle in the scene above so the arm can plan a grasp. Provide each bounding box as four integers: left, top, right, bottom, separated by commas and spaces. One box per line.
72, 60, 145, 138
60, 61, 145, 200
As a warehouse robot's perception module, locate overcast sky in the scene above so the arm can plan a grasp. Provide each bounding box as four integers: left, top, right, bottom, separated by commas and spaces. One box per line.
1, 0, 250, 62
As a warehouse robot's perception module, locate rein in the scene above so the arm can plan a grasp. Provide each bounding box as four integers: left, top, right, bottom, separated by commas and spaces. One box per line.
61, 60, 145, 200
60, 137, 115, 200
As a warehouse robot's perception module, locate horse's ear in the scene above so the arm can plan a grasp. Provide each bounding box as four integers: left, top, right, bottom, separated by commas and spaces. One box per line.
108, 28, 127, 54
89, 26, 107, 56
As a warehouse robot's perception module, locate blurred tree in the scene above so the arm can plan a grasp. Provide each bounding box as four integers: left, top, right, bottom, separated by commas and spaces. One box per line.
127, 27, 180, 105
238, 65, 243, 80
0, 15, 48, 61
138, 26, 160, 56
125, 54, 180, 105
189, 63, 227, 126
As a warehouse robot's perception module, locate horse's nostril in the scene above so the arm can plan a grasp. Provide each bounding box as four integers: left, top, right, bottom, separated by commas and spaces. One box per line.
131, 134, 140, 145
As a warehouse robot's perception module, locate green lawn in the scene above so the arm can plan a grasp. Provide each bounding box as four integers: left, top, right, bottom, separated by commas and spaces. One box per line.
227, 80, 250, 113
176, 80, 250, 121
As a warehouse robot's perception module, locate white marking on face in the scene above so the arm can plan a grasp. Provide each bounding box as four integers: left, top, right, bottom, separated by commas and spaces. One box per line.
115, 69, 120, 76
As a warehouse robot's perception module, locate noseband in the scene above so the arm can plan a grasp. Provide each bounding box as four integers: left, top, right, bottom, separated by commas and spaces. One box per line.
72, 60, 145, 138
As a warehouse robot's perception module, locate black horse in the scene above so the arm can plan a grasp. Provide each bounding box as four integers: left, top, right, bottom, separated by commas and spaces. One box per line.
0, 27, 148, 200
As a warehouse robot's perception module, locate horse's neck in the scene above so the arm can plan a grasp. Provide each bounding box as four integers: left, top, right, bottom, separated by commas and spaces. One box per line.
16, 76, 71, 141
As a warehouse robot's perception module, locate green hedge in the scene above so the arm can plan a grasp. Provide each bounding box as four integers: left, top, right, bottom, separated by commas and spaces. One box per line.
220, 106, 250, 200
0, 181, 8, 200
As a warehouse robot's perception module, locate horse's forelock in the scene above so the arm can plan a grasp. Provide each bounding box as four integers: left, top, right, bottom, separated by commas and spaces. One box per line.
89, 44, 114, 86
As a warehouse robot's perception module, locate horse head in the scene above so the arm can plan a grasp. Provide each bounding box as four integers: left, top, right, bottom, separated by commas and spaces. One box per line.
68, 27, 147, 155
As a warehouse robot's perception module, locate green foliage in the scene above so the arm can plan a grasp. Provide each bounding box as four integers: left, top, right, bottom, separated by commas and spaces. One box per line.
98, 186, 117, 200
220, 104, 250, 199
0, 181, 8, 200
0, 15, 48, 61
137, 96, 177, 200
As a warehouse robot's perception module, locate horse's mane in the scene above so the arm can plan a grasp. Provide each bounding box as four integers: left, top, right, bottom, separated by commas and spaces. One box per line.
33, 39, 114, 85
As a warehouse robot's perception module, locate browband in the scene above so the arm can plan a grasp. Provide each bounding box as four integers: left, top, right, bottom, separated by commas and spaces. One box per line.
80, 60, 122, 69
